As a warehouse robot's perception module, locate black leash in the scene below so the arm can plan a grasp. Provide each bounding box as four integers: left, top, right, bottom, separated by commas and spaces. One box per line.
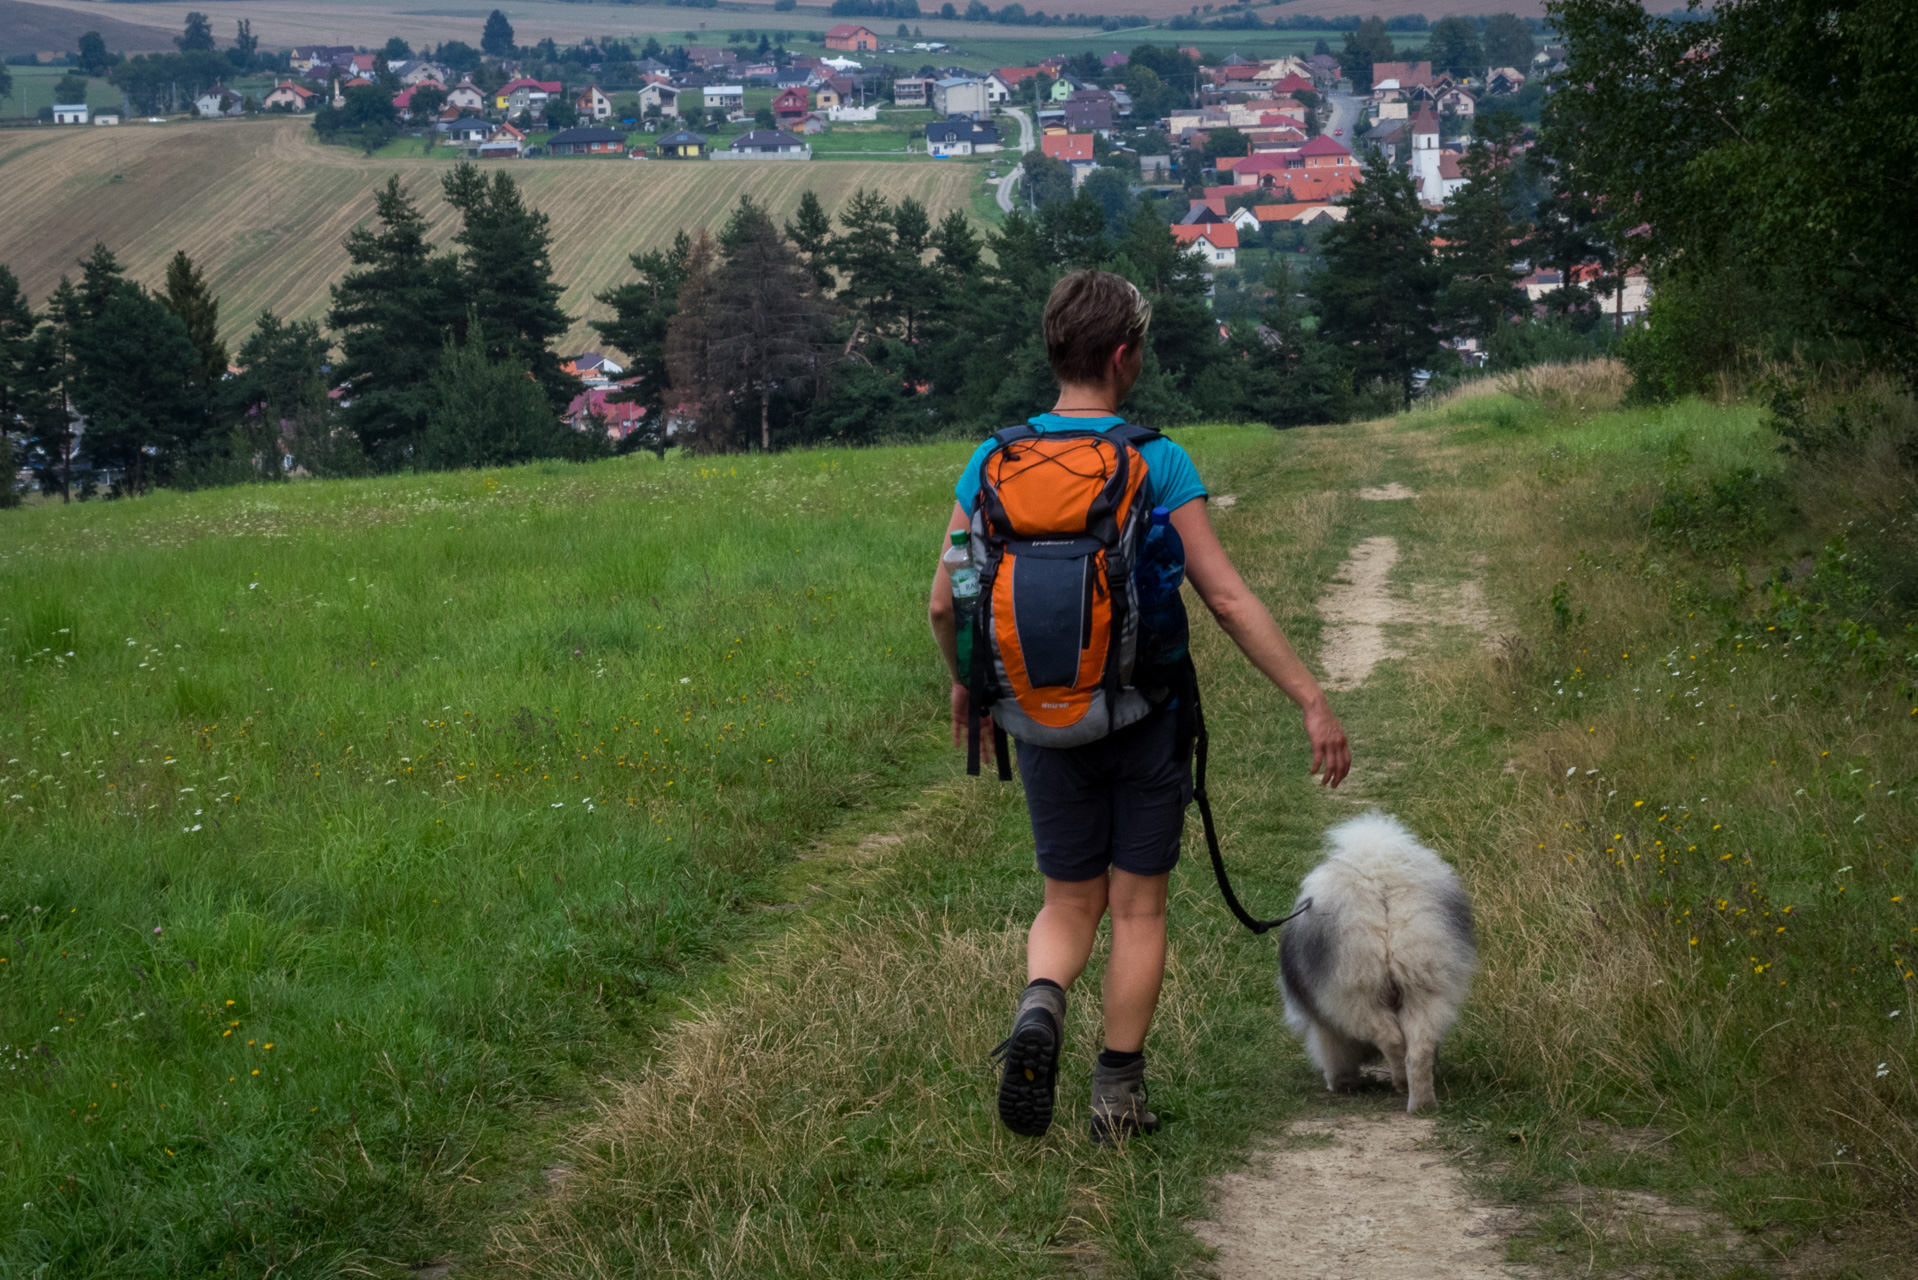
1190, 690, 1312, 935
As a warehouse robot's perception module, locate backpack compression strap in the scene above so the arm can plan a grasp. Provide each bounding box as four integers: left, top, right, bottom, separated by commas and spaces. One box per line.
1187, 677, 1313, 935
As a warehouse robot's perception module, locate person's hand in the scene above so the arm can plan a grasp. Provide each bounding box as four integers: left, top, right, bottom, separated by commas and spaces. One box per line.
1304, 699, 1350, 787
951, 682, 995, 764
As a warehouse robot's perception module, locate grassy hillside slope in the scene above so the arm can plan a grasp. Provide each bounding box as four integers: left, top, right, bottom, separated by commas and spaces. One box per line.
4, 375, 1912, 1276
0, 117, 978, 356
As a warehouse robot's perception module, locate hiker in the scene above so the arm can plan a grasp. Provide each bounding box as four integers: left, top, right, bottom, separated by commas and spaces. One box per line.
928, 269, 1351, 1143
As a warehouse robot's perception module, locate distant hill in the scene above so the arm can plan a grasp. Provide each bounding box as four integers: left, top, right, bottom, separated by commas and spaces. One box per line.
0, 0, 181, 56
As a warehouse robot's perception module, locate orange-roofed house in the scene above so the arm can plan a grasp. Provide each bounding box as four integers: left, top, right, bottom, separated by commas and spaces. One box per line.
987, 67, 1044, 102
1041, 131, 1093, 162
823, 23, 878, 51
1169, 222, 1237, 267
1253, 202, 1347, 225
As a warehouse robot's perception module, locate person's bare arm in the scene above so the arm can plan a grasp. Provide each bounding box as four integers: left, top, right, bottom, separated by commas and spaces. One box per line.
1170, 497, 1350, 787
929, 500, 993, 761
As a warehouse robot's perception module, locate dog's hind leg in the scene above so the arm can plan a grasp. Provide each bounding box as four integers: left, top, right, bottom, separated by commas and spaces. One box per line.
1306, 1019, 1370, 1093
1399, 1003, 1446, 1112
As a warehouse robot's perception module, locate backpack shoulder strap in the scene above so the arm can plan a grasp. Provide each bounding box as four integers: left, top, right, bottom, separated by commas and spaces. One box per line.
991, 422, 1042, 446
1103, 421, 1162, 448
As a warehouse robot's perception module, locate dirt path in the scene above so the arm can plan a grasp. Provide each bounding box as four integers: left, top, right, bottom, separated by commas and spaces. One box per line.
1186, 486, 1530, 1279
1193, 1114, 1527, 1280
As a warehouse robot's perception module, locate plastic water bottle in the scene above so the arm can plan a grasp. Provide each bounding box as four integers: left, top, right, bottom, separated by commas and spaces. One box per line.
944, 529, 980, 681
1135, 506, 1189, 678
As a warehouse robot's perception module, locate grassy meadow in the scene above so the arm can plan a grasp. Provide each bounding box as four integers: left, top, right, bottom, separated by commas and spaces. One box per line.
0, 447, 977, 1274
4, 373, 1914, 1276
0, 116, 981, 355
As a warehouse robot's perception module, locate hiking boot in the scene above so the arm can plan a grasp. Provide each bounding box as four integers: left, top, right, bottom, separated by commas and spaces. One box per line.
993, 981, 1065, 1137
1089, 1054, 1162, 1144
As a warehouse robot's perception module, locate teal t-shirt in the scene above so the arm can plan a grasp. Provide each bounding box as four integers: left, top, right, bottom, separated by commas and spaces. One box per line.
953, 415, 1207, 515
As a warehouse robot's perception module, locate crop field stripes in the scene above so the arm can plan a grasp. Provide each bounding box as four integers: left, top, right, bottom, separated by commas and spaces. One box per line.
0, 118, 979, 354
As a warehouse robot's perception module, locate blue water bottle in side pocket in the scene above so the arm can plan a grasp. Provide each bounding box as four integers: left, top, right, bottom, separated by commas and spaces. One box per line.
1134, 506, 1189, 688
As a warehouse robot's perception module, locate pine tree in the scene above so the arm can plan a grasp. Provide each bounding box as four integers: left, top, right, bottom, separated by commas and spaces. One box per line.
930, 209, 983, 281
481, 9, 515, 57
1311, 151, 1442, 404
68, 283, 204, 492
784, 190, 837, 291
593, 232, 691, 458
709, 198, 837, 452
1439, 114, 1527, 345
663, 232, 732, 452
327, 177, 463, 464
161, 250, 228, 388
830, 187, 900, 334
230, 310, 331, 469
441, 163, 578, 410
26, 279, 82, 500
76, 243, 124, 321
0, 266, 36, 508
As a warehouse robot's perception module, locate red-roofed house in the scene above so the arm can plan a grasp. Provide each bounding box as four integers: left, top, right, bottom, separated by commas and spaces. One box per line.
824, 23, 878, 51
566, 386, 648, 441
1169, 222, 1237, 267
1265, 73, 1315, 96
1295, 134, 1356, 173
496, 78, 562, 114
392, 80, 445, 112
773, 86, 811, 125
1041, 130, 1093, 162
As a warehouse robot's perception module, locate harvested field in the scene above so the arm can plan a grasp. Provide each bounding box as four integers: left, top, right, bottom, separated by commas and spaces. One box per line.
0, 116, 978, 355
0, 0, 180, 57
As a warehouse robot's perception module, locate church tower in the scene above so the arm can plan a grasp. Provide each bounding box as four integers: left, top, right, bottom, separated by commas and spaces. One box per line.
1411, 106, 1441, 204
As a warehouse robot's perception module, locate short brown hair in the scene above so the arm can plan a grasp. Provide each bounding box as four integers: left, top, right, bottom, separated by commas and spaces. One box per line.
1042, 270, 1152, 385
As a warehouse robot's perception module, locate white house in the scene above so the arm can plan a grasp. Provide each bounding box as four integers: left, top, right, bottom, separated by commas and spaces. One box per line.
702, 85, 746, 120
925, 119, 1001, 157
715, 129, 810, 160
194, 86, 244, 119
828, 104, 878, 122
1170, 223, 1237, 267
445, 81, 487, 112
92, 112, 121, 126
637, 82, 681, 119
52, 103, 89, 125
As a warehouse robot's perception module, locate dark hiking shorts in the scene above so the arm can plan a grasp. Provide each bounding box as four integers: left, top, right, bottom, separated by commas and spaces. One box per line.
1015, 707, 1194, 882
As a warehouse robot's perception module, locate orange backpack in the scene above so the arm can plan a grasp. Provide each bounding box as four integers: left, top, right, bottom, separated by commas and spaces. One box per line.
966, 422, 1161, 777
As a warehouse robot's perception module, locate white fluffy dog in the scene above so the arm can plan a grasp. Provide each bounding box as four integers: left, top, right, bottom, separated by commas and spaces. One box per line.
1278, 812, 1476, 1112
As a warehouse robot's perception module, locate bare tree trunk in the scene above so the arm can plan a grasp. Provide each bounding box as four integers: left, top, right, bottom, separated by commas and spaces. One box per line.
760, 388, 770, 452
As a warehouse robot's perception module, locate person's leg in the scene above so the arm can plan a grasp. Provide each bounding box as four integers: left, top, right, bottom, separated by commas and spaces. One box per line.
1027, 873, 1109, 988
1101, 868, 1169, 1052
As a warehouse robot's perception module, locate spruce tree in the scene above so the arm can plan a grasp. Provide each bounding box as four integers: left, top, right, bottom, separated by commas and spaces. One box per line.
1439, 114, 1527, 346
68, 283, 203, 492
0, 267, 35, 508
327, 177, 463, 464
26, 279, 81, 500
831, 188, 900, 334
593, 232, 691, 458
421, 323, 562, 469
481, 9, 515, 57
441, 163, 578, 411
1311, 151, 1442, 404
230, 310, 331, 468
160, 250, 229, 388
784, 190, 837, 291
